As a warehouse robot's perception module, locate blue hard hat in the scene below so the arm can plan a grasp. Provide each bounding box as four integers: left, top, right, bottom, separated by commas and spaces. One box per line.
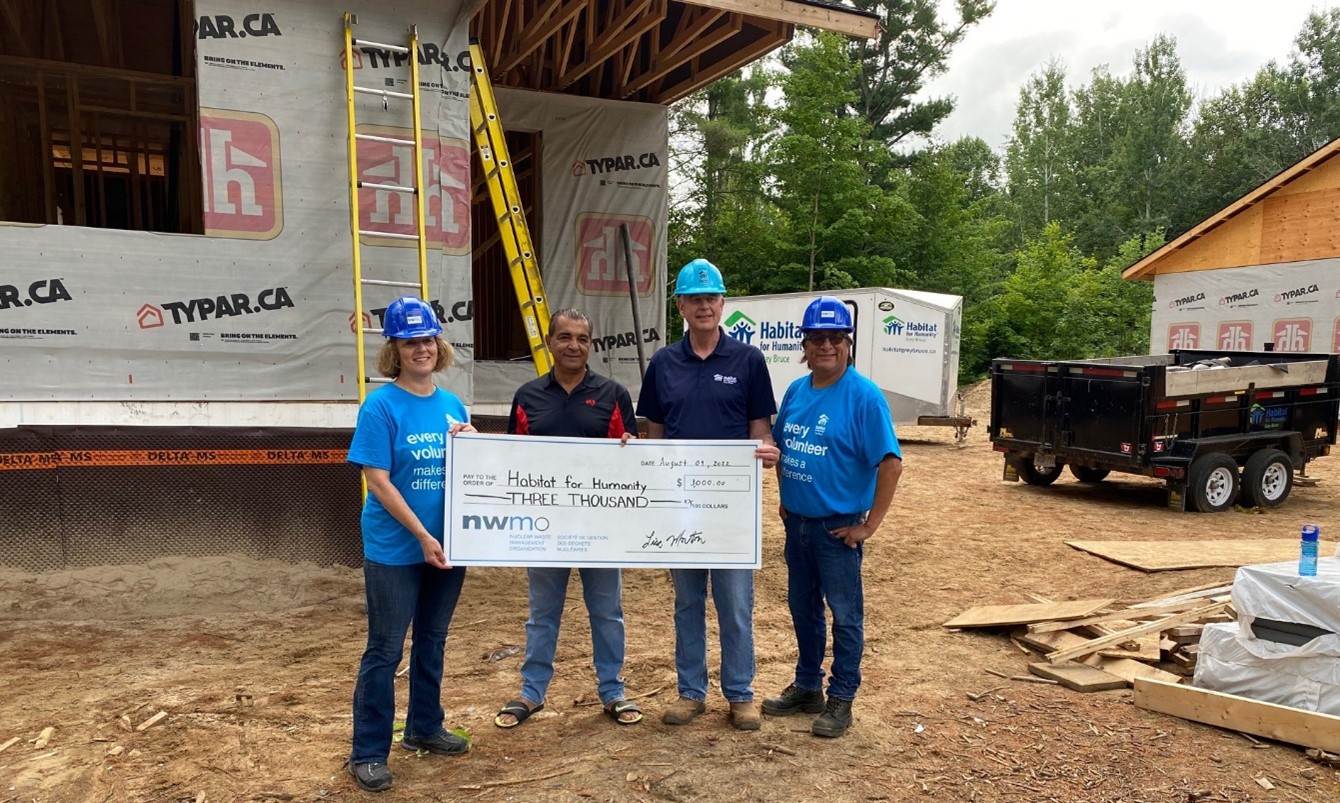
801, 296, 853, 331
673, 259, 727, 296
382, 296, 442, 339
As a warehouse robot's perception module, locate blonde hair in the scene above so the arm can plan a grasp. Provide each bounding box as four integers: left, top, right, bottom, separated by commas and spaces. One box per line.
377, 336, 454, 377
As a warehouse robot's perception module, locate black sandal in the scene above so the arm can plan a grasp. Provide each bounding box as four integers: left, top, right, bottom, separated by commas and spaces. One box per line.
494, 699, 543, 729
604, 699, 644, 725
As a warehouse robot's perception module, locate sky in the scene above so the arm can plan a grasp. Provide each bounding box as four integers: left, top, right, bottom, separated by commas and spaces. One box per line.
918, 0, 1328, 152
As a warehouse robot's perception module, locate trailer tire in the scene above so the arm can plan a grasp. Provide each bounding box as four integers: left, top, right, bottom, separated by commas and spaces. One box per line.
1069, 466, 1110, 483
1189, 453, 1240, 513
1240, 449, 1293, 509
1019, 456, 1063, 486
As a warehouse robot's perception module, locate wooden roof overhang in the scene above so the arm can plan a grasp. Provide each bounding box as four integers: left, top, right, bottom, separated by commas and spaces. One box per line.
1124, 136, 1340, 280
469, 0, 879, 105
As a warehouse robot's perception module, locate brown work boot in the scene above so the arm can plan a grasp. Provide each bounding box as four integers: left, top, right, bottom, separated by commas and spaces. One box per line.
729, 701, 761, 731
661, 696, 706, 725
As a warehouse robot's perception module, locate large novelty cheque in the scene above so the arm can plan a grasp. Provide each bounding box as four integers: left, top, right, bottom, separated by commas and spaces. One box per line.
445, 433, 762, 568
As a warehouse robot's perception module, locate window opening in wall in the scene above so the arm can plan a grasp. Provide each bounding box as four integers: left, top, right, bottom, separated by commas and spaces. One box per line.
0, 0, 201, 233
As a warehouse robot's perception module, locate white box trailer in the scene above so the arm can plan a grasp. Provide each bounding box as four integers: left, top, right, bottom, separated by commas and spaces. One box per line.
723, 288, 971, 436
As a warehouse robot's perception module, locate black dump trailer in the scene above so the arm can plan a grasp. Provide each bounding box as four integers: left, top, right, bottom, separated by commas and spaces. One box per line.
989, 349, 1340, 512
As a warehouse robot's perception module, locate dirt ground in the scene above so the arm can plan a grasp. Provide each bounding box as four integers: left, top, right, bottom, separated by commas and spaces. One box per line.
3, 380, 1340, 803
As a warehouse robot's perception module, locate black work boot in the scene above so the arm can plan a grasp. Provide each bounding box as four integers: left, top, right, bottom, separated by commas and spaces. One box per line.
762, 684, 825, 716
811, 697, 853, 737
348, 761, 393, 792
401, 730, 469, 755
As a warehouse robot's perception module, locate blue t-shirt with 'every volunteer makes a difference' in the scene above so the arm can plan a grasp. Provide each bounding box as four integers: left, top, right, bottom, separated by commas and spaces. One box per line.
348, 383, 468, 565
773, 368, 901, 519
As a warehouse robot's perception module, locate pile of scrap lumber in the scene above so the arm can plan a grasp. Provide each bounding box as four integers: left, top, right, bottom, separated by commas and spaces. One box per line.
943, 581, 1233, 692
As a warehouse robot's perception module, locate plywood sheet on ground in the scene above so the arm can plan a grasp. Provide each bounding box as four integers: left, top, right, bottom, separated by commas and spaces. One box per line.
1029, 661, 1127, 692
1066, 540, 1336, 571
943, 599, 1114, 628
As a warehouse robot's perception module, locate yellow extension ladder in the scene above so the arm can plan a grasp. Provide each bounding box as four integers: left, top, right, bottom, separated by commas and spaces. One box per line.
467, 38, 552, 375
341, 12, 431, 403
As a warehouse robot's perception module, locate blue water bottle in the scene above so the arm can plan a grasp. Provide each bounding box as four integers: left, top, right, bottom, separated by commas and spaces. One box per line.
1300, 524, 1319, 577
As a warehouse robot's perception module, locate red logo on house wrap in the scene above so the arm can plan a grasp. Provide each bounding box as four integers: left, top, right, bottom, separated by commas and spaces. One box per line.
1333, 318, 1340, 353
575, 213, 653, 296
1167, 322, 1199, 351
1272, 318, 1312, 352
199, 109, 283, 240
1217, 321, 1252, 351
356, 127, 470, 255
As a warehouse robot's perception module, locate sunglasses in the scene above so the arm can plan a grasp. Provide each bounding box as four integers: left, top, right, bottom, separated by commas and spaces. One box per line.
802, 332, 849, 346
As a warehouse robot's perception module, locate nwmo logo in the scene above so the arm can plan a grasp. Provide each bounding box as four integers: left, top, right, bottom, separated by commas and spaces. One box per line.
461, 515, 550, 531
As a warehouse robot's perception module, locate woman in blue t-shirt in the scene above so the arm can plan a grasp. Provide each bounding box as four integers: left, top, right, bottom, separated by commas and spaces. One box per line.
345, 296, 475, 793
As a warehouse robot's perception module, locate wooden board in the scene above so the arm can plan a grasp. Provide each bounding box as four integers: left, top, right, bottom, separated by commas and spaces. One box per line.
1087, 656, 1181, 685
1096, 635, 1160, 662
943, 599, 1114, 629
1066, 540, 1335, 571
1047, 602, 1227, 664
1029, 661, 1127, 692
1014, 629, 1182, 684
1133, 678, 1340, 753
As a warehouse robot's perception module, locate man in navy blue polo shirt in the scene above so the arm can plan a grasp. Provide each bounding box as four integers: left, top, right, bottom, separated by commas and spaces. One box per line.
637, 259, 780, 731
493, 309, 645, 730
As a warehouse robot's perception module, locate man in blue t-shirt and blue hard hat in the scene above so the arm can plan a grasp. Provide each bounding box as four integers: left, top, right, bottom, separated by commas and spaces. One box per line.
763, 295, 903, 738
636, 258, 780, 731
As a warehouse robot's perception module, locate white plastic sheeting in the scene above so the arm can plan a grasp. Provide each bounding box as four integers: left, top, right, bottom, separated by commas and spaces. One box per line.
1193, 621, 1340, 716
1232, 557, 1340, 657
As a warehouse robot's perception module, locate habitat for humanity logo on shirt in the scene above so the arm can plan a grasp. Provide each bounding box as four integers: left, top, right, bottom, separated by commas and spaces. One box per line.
713, 374, 738, 385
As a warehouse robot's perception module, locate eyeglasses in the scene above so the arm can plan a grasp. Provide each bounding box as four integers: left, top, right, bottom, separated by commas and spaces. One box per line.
802, 332, 849, 346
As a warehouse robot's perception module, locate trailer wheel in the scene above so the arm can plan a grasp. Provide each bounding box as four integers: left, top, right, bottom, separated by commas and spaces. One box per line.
1240, 449, 1293, 509
1189, 453, 1240, 513
1019, 456, 1063, 486
1069, 466, 1110, 483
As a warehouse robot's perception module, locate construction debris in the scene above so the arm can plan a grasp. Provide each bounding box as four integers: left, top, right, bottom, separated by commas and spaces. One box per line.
943, 584, 1230, 694
135, 711, 168, 732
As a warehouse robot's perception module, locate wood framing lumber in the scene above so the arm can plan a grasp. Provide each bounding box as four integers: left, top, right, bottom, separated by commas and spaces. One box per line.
1027, 602, 1211, 633
1047, 602, 1228, 664
1125, 581, 1227, 605
1133, 678, 1340, 753
1128, 583, 1233, 609
943, 599, 1115, 629
1028, 661, 1127, 692
1014, 629, 1181, 684
677, 0, 878, 38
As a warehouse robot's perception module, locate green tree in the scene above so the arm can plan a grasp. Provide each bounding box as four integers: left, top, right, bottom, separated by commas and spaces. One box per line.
1109, 36, 1192, 243
1068, 66, 1127, 255
1005, 61, 1074, 234
769, 32, 909, 291
847, 0, 994, 145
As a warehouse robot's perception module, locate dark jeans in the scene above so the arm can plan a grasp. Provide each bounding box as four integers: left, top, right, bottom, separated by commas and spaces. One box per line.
782, 512, 864, 700
350, 559, 466, 765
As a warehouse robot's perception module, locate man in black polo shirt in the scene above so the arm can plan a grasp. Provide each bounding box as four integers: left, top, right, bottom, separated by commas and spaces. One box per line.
493, 309, 644, 729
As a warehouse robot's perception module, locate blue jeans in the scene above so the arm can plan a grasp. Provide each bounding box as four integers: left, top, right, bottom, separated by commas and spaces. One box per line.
519, 567, 626, 705
670, 568, 754, 702
782, 513, 864, 700
351, 559, 466, 765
